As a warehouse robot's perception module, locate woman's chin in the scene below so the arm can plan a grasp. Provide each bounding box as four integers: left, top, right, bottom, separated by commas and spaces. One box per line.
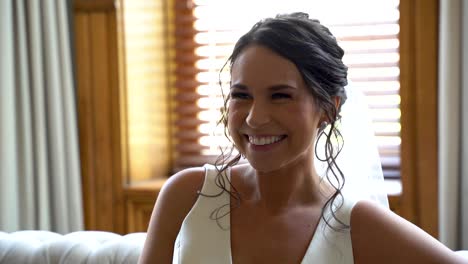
245, 158, 282, 173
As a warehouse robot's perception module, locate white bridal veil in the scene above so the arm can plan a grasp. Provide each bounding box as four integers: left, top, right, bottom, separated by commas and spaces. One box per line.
315, 83, 390, 209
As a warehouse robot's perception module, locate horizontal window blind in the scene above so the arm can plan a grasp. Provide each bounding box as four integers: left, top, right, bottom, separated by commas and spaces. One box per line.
173, 0, 401, 179
121, 0, 171, 181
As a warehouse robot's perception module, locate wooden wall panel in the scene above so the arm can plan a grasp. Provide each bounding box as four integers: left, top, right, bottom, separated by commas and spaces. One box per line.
388, 195, 401, 215
400, 0, 418, 225
412, 0, 439, 238
125, 185, 163, 233
75, 0, 114, 12
90, 12, 115, 231
74, 0, 125, 233
126, 200, 155, 233
75, 13, 97, 230
399, 0, 439, 238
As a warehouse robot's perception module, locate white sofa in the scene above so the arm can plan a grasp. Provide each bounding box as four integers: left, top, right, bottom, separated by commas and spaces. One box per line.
1, 230, 468, 263
0, 231, 146, 264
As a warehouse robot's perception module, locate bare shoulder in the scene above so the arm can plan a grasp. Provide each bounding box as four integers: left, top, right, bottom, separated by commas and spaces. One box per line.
138, 167, 206, 264
159, 167, 206, 201
350, 200, 467, 264
151, 167, 206, 221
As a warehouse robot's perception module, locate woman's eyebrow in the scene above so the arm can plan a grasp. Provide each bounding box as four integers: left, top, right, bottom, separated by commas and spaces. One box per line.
230, 83, 296, 90
230, 83, 248, 90
268, 84, 297, 91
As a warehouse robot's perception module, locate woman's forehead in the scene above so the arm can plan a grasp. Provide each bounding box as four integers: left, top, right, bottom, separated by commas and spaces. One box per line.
230, 45, 304, 88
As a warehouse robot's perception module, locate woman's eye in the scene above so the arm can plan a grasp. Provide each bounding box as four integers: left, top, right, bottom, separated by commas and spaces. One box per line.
230, 92, 250, 99
272, 93, 292, 99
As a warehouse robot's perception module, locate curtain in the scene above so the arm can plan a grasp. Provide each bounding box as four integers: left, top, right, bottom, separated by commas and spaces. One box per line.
0, 0, 83, 233
461, 0, 468, 250
438, 0, 468, 250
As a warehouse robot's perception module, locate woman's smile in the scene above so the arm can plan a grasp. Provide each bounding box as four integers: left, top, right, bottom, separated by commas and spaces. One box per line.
245, 134, 288, 152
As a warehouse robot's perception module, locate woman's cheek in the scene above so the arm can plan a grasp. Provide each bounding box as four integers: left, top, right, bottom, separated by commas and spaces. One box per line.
227, 107, 245, 148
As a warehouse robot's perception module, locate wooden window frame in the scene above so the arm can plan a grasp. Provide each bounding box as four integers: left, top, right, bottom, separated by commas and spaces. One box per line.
399, 0, 439, 237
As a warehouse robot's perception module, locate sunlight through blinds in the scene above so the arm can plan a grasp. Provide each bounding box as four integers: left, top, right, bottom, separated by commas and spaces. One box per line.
173, 0, 400, 179
122, 0, 171, 181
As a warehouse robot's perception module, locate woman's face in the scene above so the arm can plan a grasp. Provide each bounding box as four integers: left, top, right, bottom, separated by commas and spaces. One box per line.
228, 45, 322, 172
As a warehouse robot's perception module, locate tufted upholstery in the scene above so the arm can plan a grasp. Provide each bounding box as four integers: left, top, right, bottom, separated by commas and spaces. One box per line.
1, 230, 467, 263
0, 230, 146, 264
457, 250, 468, 260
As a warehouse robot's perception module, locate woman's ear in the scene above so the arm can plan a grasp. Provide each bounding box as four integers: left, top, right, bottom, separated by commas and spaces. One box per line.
333, 96, 341, 110
317, 96, 341, 128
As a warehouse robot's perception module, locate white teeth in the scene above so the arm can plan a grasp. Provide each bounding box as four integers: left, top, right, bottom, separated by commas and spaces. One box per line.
248, 135, 284, 146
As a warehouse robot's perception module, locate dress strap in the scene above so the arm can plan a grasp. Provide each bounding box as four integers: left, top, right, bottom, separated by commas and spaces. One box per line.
200, 164, 231, 195
172, 164, 232, 264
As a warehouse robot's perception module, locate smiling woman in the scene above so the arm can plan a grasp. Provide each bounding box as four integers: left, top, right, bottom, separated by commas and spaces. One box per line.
138, 12, 466, 264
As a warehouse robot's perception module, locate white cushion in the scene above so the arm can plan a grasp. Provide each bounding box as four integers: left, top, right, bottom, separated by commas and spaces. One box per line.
0, 230, 147, 264
456, 250, 468, 260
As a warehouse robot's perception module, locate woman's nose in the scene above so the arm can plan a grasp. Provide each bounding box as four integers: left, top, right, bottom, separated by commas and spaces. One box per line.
246, 102, 271, 128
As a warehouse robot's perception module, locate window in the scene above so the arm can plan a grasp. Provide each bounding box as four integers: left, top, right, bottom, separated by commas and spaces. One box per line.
172, 0, 401, 185
121, 0, 171, 183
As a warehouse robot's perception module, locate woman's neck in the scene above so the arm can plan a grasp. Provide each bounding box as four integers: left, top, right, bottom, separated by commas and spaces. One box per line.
234, 157, 331, 215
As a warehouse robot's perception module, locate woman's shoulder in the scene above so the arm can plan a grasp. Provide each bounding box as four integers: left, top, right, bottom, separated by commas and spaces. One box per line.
162, 166, 206, 195
163, 163, 242, 197
350, 200, 465, 264
156, 166, 209, 213
139, 167, 207, 263
155, 166, 207, 217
